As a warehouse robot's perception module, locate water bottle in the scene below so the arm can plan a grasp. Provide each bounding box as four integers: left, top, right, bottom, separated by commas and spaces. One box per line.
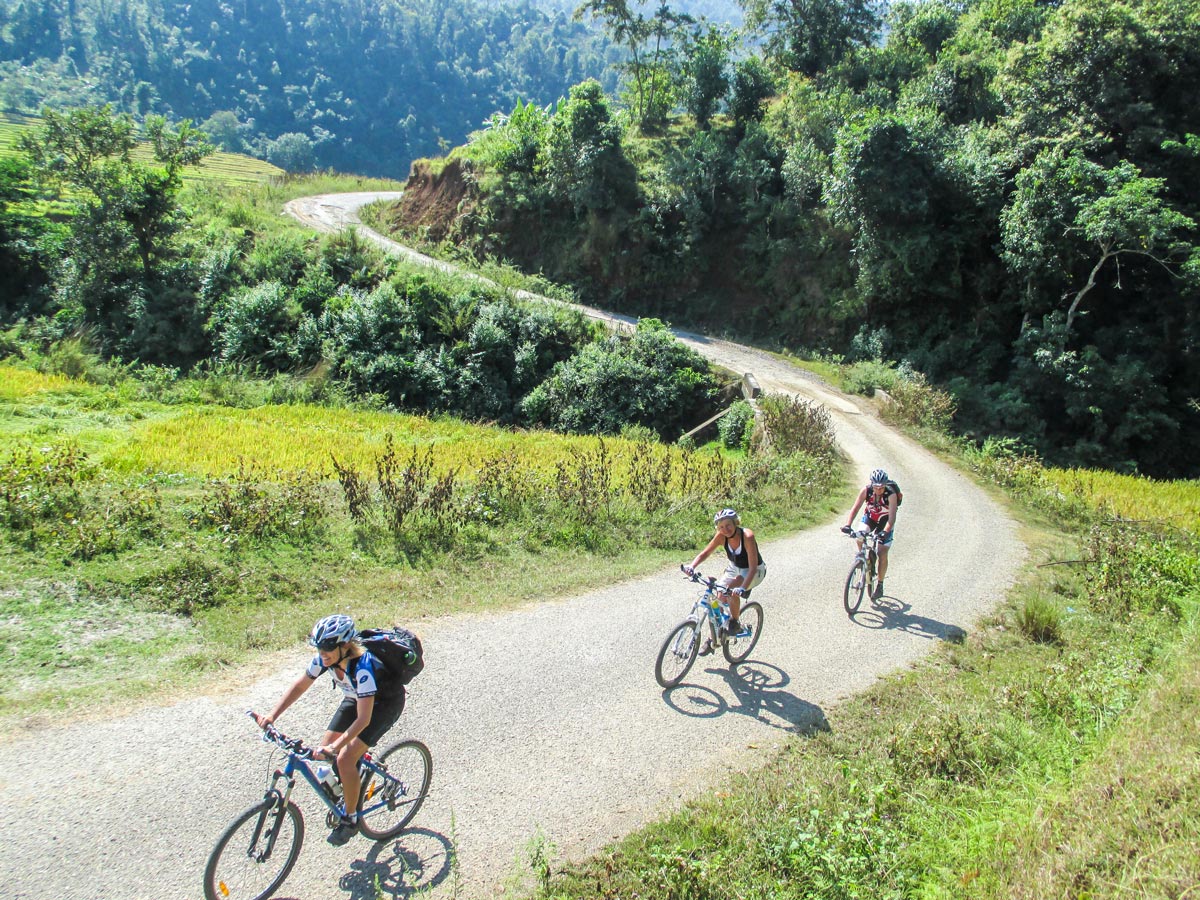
315, 763, 343, 800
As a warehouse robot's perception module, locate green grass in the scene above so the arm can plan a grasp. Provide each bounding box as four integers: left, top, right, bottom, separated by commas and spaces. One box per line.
1, 111, 284, 185
506, 435, 1200, 900
0, 362, 850, 726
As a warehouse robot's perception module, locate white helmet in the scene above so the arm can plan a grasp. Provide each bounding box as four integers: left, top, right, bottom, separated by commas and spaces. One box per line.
309, 614, 356, 651
714, 507, 739, 525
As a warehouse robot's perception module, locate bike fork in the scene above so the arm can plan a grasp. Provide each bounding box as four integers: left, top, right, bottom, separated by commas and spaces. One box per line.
251, 787, 290, 861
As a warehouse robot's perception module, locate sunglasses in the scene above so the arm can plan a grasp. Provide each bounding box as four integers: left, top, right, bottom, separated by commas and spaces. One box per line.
312, 639, 342, 652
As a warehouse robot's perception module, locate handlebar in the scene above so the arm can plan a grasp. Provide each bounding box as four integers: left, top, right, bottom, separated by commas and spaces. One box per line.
245, 710, 324, 760
679, 565, 733, 596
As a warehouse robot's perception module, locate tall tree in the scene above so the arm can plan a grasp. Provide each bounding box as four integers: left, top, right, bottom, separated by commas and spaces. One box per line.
18, 105, 213, 361
576, 0, 693, 130
742, 0, 885, 76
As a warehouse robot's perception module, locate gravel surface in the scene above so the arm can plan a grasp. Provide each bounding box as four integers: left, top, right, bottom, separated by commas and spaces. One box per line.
0, 194, 1025, 900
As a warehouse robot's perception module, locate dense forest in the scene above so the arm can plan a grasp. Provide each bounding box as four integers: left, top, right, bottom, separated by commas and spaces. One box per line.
400, 0, 1200, 477
1, 0, 1198, 477
0, 0, 618, 176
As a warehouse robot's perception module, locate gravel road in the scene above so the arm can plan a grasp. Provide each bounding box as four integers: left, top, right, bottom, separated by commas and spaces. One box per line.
0, 194, 1024, 900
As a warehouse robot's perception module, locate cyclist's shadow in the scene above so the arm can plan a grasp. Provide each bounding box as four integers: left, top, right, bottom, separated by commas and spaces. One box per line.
852, 593, 967, 643
338, 826, 454, 899
662, 661, 829, 736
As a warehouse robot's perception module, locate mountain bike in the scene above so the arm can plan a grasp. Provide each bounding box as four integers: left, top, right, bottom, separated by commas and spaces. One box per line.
202, 712, 432, 900
655, 566, 764, 688
842, 526, 883, 615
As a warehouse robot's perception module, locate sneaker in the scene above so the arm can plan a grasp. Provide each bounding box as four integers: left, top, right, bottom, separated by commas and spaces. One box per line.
728, 618, 741, 636
327, 816, 359, 847
697, 639, 714, 657
873, 580, 885, 600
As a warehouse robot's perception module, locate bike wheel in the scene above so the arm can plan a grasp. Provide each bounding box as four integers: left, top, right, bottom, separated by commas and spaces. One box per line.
203, 798, 304, 900
843, 558, 867, 615
655, 619, 701, 688
357, 739, 433, 840
723, 601, 763, 664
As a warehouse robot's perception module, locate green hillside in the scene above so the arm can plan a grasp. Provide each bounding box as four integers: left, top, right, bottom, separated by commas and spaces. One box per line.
1, 111, 284, 184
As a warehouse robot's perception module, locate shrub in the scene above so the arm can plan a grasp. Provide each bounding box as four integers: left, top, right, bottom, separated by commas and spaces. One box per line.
520, 318, 717, 440
200, 460, 325, 542
844, 358, 899, 396
0, 443, 94, 532
717, 400, 755, 450
755, 393, 836, 459
883, 371, 957, 432
1017, 593, 1063, 644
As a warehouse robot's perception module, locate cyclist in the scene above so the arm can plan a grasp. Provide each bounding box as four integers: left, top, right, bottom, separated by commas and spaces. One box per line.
684, 507, 766, 650
842, 468, 900, 598
252, 613, 406, 846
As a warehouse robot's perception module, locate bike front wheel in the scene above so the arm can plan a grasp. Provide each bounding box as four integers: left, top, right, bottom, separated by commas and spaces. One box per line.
723, 601, 763, 664
655, 618, 701, 688
203, 797, 304, 900
358, 739, 433, 840
843, 558, 867, 615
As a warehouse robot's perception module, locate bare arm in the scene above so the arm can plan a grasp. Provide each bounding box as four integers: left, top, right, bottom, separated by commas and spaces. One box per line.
688, 531, 725, 570
846, 488, 868, 527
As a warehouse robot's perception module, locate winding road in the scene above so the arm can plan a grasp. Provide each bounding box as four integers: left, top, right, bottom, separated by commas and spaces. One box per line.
0, 193, 1024, 900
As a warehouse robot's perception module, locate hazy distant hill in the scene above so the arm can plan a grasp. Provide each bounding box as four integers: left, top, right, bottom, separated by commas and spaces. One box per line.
0, 0, 617, 178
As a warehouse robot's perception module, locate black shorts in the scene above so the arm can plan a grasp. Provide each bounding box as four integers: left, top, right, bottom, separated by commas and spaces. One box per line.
326, 689, 405, 747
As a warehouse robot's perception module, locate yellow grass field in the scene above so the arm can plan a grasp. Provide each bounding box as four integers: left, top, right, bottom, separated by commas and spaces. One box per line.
110, 404, 645, 478
1, 366, 691, 482
0, 367, 78, 400
1048, 467, 1200, 533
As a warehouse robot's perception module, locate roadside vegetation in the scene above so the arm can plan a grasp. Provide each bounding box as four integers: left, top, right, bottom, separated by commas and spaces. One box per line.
0, 359, 847, 725
497, 424, 1200, 900
386, 0, 1200, 480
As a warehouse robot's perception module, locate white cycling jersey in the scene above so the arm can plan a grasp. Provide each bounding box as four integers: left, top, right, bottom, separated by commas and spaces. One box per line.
305, 650, 384, 699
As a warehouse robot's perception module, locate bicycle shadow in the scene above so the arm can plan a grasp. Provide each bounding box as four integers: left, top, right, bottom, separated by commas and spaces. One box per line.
336, 826, 455, 899
662, 661, 830, 736
850, 594, 967, 643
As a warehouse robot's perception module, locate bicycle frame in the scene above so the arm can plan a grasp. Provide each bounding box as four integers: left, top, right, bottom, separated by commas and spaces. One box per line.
684, 573, 734, 642
853, 528, 882, 575
253, 718, 401, 828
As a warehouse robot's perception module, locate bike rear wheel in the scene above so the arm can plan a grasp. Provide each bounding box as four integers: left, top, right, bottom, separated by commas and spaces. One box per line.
203, 797, 304, 900
358, 739, 433, 840
723, 601, 763, 664
843, 558, 867, 615
655, 619, 701, 688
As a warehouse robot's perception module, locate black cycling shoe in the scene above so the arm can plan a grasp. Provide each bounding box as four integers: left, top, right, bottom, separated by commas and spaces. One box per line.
327, 816, 359, 846
697, 638, 714, 657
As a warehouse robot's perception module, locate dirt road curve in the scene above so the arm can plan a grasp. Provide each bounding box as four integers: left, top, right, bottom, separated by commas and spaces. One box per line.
0, 194, 1024, 900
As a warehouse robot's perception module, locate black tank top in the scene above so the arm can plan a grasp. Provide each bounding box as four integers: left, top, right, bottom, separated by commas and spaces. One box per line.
723, 528, 763, 568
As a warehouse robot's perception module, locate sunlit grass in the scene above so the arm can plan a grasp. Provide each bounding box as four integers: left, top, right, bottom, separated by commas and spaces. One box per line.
1047, 467, 1200, 532
0, 366, 80, 400
107, 403, 699, 480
